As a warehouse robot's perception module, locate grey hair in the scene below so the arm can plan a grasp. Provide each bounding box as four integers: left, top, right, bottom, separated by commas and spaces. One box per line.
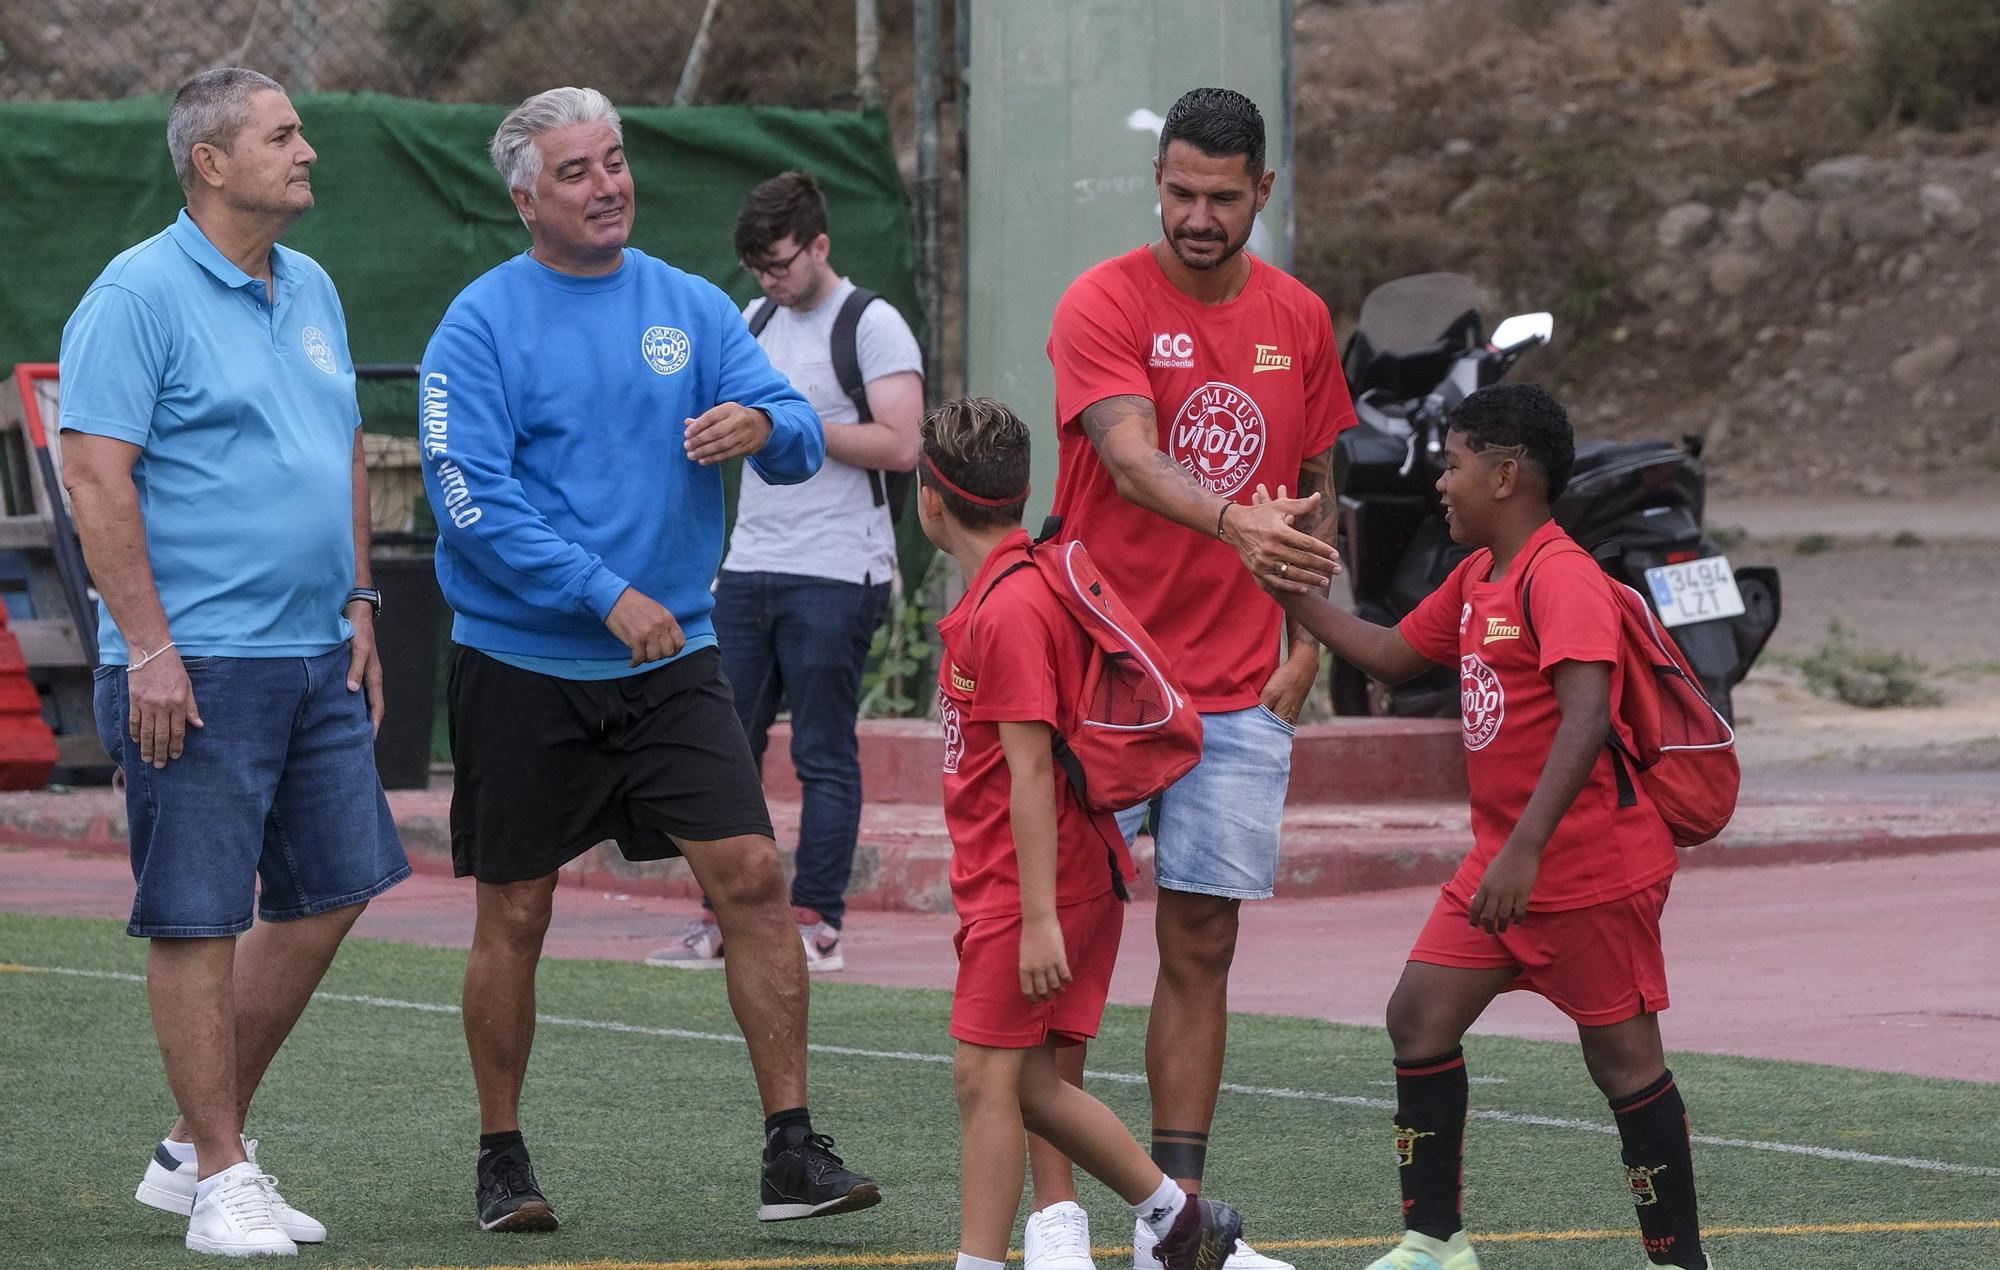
489, 86, 623, 195
167, 67, 285, 190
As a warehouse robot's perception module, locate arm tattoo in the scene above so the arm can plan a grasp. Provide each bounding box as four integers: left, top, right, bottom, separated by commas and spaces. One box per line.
1294, 445, 1338, 544
1078, 394, 1155, 447
1081, 394, 1219, 514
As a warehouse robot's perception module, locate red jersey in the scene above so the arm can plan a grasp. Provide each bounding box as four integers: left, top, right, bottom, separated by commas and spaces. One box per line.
1398, 521, 1677, 912
1047, 247, 1357, 710
936, 530, 1137, 922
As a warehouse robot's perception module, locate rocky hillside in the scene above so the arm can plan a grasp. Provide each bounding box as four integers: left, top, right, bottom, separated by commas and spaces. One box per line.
1292, 0, 2000, 499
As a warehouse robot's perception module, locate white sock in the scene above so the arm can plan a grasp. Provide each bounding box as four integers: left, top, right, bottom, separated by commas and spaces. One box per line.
161, 1138, 198, 1165
1134, 1173, 1187, 1239
193, 1171, 224, 1204
955, 1256, 1006, 1270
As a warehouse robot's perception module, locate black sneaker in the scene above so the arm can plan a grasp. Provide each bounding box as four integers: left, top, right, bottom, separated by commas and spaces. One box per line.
1153, 1195, 1243, 1270
477, 1144, 559, 1233
756, 1128, 881, 1221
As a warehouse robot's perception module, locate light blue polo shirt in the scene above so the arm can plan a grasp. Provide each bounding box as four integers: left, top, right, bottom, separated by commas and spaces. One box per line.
58, 209, 360, 663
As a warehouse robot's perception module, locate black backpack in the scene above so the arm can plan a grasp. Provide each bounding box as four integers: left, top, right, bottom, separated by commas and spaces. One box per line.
747, 286, 913, 523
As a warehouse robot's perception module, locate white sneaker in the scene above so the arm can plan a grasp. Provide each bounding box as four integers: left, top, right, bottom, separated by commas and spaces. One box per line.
137, 1136, 326, 1244
798, 911, 846, 973
1133, 1214, 1293, 1270
184, 1161, 297, 1257
1025, 1200, 1096, 1269
645, 916, 726, 968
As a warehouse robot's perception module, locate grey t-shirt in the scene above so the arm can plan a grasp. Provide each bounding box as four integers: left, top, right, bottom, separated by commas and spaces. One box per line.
723, 277, 923, 585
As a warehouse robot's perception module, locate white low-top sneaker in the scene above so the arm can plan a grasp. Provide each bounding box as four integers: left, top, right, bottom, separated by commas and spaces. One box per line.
184, 1161, 297, 1257
137, 1136, 326, 1244
1024, 1200, 1097, 1269
1133, 1214, 1294, 1270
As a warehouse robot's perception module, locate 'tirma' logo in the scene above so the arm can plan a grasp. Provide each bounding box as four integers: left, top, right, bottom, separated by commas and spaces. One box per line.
641, 326, 691, 376
1484, 616, 1522, 644
1252, 343, 1292, 373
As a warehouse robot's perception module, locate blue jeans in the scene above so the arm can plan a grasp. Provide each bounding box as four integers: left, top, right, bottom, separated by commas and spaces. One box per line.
1115, 704, 1296, 900
93, 647, 410, 938
712, 570, 890, 928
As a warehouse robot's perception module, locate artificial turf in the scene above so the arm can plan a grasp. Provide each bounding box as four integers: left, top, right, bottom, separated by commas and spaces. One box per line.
1, 912, 1994, 1269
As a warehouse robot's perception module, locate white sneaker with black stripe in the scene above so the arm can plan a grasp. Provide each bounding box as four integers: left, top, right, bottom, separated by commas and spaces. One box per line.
138, 1136, 327, 1244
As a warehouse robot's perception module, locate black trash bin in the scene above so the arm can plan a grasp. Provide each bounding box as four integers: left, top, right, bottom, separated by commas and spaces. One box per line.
369, 542, 442, 790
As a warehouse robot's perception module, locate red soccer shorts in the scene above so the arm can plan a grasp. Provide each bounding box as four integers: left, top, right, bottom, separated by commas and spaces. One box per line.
951, 888, 1125, 1048
1408, 879, 1673, 1027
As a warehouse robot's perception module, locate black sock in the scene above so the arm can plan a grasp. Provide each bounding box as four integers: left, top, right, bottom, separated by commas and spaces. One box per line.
478, 1129, 525, 1165
763, 1107, 812, 1158
1394, 1047, 1467, 1241
1149, 1128, 1209, 1182
1611, 1070, 1706, 1269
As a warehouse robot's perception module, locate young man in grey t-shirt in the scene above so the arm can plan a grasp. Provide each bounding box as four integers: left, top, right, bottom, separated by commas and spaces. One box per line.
650, 171, 923, 972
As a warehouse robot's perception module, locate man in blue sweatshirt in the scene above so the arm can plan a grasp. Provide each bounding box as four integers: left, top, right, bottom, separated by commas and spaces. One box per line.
419, 86, 879, 1235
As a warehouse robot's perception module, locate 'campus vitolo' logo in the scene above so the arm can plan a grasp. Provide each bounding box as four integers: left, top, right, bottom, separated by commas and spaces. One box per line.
1170, 381, 1266, 497
1460, 654, 1504, 751
641, 325, 691, 376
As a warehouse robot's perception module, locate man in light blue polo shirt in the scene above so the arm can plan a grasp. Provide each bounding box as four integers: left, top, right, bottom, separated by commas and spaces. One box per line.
58, 67, 407, 1260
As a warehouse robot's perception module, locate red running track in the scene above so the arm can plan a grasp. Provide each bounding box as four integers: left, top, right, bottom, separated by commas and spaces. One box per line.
1, 844, 1992, 1083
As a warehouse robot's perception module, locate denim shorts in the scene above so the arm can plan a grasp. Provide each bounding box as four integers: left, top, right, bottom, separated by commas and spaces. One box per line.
1115, 704, 1295, 900
94, 646, 410, 938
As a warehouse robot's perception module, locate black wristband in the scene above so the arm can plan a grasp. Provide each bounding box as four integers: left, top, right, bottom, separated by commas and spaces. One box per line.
1215, 500, 1232, 539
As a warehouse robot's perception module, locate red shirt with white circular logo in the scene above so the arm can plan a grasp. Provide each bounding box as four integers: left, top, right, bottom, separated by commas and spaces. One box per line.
1398, 521, 1677, 912
1047, 248, 1356, 710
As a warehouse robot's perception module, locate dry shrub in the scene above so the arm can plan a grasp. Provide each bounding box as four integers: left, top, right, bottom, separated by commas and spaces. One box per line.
1852, 0, 2000, 131
1701, 0, 1851, 67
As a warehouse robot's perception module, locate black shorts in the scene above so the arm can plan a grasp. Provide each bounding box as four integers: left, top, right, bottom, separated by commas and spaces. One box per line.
447, 645, 774, 884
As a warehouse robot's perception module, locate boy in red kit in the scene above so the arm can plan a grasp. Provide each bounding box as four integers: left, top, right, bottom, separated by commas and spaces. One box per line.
918, 396, 1244, 1270
1268, 384, 1711, 1270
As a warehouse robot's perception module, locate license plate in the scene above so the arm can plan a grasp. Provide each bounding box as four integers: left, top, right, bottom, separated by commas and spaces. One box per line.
1645, 556, 1746, 628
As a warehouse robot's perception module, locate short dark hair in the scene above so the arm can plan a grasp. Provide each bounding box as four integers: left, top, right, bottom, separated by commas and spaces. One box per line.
1447, 383, 1575, 501
919, 397, 1031, 530
1158, 87, 1265, 175
734, 170, 828, 260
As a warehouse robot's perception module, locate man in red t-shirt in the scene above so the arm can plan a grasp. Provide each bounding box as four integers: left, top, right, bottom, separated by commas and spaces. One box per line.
920, 396, 1247, 1270
1038, 87, 1356, 1270
1272, 384, 1711, 1270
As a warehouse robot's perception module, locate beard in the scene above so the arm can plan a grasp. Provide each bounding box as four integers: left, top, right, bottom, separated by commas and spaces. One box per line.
1165, 219, 1251, 272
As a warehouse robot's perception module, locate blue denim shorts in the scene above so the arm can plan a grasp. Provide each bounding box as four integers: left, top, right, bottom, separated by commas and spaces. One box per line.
94, 646, 410, 938
1115, 704, 1295, 900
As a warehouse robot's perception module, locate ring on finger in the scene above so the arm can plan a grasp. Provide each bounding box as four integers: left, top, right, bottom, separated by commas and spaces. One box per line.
1277, 561, 1289, 578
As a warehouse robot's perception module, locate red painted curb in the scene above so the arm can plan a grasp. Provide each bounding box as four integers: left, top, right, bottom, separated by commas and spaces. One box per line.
8, 787, 1992, 915
762, 718, 1470, 805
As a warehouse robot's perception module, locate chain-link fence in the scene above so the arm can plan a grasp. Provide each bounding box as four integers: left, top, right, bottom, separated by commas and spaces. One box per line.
0, 0, 895, 106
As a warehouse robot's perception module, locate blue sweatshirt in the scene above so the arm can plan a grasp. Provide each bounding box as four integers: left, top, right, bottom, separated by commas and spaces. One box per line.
418, 249, 823, 660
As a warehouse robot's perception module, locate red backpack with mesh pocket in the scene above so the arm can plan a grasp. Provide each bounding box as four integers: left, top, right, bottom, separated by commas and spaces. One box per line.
1520, 540, 1740, 847
977, 535, 1204, 816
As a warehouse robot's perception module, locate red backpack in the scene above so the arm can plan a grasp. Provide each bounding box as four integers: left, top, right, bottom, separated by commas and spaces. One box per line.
1520, 540, 1740, 847
977, 536, 1204, 816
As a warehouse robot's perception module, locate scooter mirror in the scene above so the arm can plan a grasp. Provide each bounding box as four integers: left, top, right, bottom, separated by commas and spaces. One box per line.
1489, 312, 1554, 353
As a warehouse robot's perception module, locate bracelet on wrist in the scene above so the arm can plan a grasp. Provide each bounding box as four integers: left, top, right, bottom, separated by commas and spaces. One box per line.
1215, 500, 1233, 539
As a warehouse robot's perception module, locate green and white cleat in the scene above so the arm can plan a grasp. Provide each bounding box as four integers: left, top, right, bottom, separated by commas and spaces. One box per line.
1363, 1229, 1479, 1270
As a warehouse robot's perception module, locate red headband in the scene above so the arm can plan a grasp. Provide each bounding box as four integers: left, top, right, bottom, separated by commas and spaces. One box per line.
923, 453, 1028, 508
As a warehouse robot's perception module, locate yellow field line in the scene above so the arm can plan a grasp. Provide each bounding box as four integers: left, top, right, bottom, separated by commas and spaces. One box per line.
404, 1219, 2000, 1270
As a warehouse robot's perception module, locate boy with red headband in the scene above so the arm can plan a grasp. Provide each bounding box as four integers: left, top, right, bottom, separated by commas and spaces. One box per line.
918, 396, 1244, 1270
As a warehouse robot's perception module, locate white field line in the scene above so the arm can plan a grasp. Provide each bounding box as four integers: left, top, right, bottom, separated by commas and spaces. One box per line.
14, 963, 2000, 1180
